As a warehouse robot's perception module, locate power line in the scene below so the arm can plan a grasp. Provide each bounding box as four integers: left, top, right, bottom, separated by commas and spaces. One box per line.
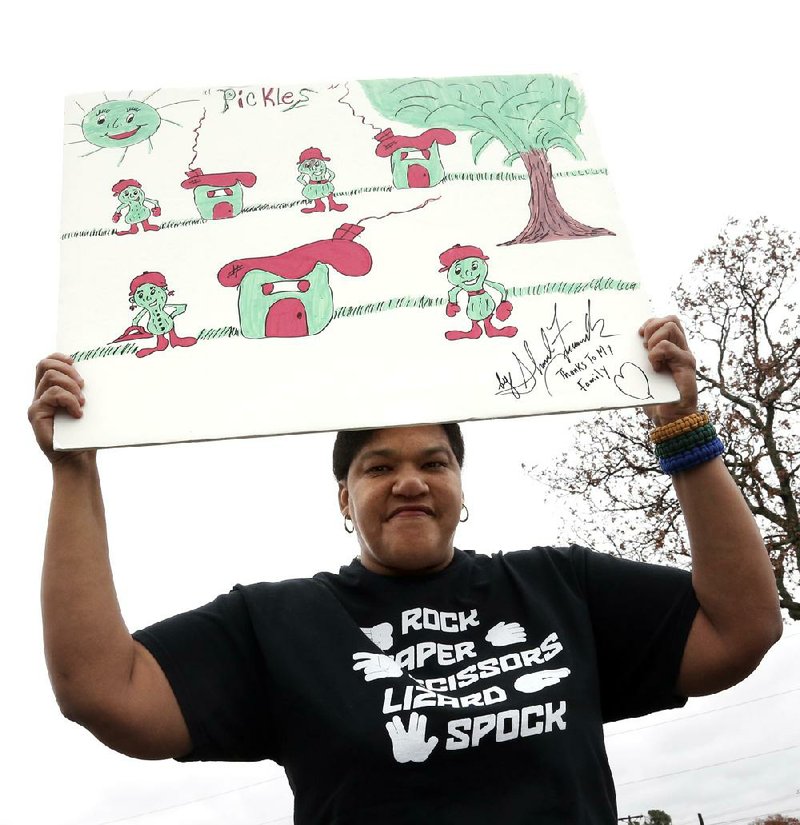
618, 744, 799, 786
710, 804, 800, 825
672, 792, 800, 825
86, 774, 287, 825
606, 688, 800, 737
709, 794, 800, 821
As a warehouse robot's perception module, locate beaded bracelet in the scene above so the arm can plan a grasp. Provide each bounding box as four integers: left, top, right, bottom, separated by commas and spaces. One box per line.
654, 423, 717, 458
650, 412, 724, 474
650, 411, 710, 444
659, 438, 724, 474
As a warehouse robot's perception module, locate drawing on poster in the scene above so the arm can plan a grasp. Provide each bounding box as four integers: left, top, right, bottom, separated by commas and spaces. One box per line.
438, 244, 517, 341
182, 168, 257, 220
373, 128, 457, 189
57, 74, 678, 449
296, 147, 348, 213
67, 90, 197, 165
179, 108, 258, 220
111, 272, 197, 358
111, 179, 161, 234
217, 223, 372, 338
360, 75, 614, 244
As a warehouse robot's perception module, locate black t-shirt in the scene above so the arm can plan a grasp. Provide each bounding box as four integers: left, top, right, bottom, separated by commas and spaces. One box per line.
133, 546, 699, 824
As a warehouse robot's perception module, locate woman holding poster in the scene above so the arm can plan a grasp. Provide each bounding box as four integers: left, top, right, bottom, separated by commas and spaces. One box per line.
28, 316, 782, 823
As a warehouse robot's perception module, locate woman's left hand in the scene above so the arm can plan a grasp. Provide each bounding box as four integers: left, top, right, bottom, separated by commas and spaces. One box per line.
638, 315, 699, 426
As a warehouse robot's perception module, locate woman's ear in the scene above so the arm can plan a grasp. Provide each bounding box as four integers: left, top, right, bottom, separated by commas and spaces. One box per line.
338, 481, 349, 516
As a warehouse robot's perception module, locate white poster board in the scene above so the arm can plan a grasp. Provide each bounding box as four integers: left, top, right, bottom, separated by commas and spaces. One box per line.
56, 74, 677, 449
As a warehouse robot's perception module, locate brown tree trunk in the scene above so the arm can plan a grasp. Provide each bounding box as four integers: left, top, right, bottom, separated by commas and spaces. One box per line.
502, 149, 615, 245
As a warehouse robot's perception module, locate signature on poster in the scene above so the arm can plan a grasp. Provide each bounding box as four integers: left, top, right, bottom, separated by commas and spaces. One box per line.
495, 300, 646, 399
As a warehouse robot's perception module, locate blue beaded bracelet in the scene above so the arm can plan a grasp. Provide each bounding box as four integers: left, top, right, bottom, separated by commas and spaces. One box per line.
659, 437, 725, 474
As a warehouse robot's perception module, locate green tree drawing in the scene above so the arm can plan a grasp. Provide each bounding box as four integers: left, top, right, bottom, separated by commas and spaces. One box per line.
360, 74, 614, 245
533, 218, 800, 619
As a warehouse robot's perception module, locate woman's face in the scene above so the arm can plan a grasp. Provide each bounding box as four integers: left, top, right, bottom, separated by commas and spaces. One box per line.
339, 425, 463, 576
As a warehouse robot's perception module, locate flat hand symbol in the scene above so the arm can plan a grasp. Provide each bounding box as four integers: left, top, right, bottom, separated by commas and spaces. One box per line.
485, 621, 527, 647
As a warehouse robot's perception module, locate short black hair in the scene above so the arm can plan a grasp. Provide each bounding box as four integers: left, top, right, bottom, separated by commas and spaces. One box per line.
332, 423, 465, 482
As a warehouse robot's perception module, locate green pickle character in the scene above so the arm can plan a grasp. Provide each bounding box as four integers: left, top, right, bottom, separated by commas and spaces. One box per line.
112, 179, 161, 235
439, 244, 517, 340
127, 272, 197, 358
296, 147, 348, 213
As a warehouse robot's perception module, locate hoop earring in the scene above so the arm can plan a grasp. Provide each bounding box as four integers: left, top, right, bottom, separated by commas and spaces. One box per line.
460, 503, 469, 523
344, 514, 355, 534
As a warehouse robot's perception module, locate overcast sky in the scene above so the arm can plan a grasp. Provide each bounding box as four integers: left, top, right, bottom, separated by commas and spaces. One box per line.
4, 3, 799, 825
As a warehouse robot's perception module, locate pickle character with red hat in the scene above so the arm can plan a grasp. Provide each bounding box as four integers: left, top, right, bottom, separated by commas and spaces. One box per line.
125, 272, 197, 358
439, 244, 517, 341
111, 179, 161, 235
296, 147, 348, 214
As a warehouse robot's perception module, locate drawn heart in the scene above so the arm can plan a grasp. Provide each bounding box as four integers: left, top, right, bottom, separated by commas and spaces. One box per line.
614, 361, 653, 400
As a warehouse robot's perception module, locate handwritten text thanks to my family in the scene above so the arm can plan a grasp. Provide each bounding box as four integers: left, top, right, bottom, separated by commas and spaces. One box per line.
494, 299, 626, 400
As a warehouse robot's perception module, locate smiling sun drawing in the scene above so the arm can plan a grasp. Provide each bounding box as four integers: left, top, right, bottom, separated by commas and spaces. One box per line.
67, 90, 197, 165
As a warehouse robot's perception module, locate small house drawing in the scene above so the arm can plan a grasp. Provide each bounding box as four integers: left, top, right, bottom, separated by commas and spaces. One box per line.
181, 168, 257, 220
217, 224, 372, 338
374, 128, 456, 189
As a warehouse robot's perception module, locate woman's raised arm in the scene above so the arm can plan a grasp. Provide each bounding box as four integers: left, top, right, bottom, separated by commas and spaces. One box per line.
30, 354, 191, 758
638, 319, 783, 696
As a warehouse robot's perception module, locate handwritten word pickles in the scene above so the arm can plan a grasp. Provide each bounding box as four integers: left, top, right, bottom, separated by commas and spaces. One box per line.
219, 86, 315, 113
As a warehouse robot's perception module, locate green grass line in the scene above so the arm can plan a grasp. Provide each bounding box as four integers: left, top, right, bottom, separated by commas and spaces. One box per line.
71, 342, 140, 362
333, 279, 639, 320
198, 326, 240, 340
60, 228, 115, 240
67, 278, 638, 363
60, 171, 607, 240
443, 172, 527, 182
70, 327, 239, 361
509, 277, 639, 297
554, 167, 608, 178
243, 185, 393, 215
333, 295, 443, 318
442, 168, 608, 183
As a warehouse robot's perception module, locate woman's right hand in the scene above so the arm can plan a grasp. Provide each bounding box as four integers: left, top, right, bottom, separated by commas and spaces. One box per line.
28, 353, 92, 465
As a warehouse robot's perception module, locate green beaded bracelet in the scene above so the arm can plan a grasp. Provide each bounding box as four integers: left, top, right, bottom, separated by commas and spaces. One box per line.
660, 437, 724, 474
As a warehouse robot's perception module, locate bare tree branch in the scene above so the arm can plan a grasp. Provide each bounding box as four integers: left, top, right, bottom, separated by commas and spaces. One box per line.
537, 217, 800, 620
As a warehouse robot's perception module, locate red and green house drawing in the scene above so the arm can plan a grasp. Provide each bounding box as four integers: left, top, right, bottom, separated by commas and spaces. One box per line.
373, 128, 456, 189
217, 224, 373, 338
181, 168, 257, 220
